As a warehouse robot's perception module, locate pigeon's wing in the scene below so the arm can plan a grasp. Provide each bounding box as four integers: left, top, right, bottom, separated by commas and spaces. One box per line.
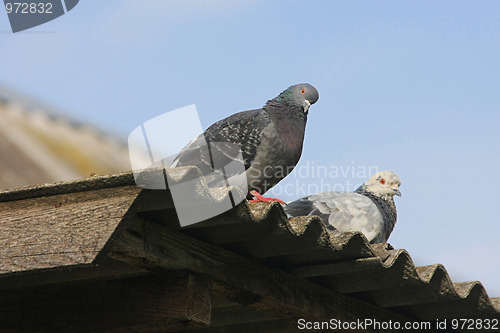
284, 197, 330, 224
289, 192, 384, 242
171, 109, 271, 185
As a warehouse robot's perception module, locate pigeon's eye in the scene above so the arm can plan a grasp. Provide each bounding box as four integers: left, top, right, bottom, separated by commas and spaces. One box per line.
380, 179, 386, 184
301, 89, 305, 94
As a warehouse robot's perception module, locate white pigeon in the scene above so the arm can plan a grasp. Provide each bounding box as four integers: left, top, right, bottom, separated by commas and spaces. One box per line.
284, 171, 402, 243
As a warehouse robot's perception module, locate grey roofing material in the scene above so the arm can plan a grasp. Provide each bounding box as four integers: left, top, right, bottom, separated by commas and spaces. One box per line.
0, 166, 499, 331
178, 205, 500, 321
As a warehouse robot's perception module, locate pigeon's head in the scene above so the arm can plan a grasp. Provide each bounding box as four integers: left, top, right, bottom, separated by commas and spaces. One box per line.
267, 83, 319, 115
364, 171, 402, 199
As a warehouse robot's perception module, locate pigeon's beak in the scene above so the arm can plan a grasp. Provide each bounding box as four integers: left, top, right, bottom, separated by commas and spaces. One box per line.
303, 99, 311, 114
393, 188, 402, 197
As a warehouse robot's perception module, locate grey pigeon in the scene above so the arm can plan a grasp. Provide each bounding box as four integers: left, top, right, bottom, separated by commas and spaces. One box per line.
171, 83, 319, 200
284, 171, 402, 243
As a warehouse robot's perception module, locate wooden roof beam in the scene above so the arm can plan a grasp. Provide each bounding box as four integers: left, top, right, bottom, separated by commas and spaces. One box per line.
106, 216, 413, 330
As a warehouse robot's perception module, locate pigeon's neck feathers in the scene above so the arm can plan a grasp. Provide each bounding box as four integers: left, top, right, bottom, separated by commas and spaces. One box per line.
262, 98, 307, 151
355, 184, 397, 242
355, 184, 396, 216
264, 103, 307, 123
267, 88, 293, 106
355, 184, 392, 201
264, 90, 307, 121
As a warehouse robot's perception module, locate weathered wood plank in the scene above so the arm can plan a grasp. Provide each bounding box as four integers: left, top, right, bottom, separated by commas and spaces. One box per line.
0, 271, 211, 332
169, 319, 299, 333
208, 301, 287, 327
107, 217, 413, 329
291, 258, 383, 278
0, 258, 148, 291
0, 186, 141, 273
0, 171, 136, 203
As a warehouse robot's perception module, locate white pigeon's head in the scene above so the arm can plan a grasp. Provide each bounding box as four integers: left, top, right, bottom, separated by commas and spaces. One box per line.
364, 171, 402, 199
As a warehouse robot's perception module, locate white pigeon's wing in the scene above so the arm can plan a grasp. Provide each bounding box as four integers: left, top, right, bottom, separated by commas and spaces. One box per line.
309, 192, 383, 242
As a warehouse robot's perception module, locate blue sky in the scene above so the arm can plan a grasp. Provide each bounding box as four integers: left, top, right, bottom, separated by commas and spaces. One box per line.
1, 1, 499, 296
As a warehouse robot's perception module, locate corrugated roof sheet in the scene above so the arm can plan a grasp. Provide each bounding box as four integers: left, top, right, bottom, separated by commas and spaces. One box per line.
174, 202, 500, 321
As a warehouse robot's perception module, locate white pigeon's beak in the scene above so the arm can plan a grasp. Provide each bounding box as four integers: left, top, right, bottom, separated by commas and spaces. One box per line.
393, 188, 402, 197
302, 99, 311, 114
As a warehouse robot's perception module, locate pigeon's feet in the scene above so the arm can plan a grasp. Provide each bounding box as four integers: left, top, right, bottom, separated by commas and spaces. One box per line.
249, 190, 286, 205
